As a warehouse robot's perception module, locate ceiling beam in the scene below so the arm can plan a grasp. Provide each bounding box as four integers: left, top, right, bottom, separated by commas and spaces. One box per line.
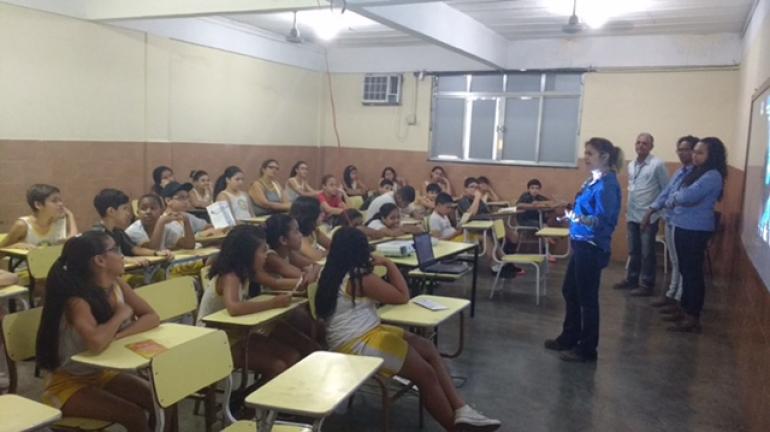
84, 0, 329, 21
347, 1, 508, 70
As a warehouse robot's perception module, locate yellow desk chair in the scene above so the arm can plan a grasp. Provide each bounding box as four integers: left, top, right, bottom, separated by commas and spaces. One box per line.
134, 276, 198, 322
0, 285, 30, 311
0, 307, 112, 430
26, 244, 64, 306
347, 195, 364, 210
490, 220, 547, 305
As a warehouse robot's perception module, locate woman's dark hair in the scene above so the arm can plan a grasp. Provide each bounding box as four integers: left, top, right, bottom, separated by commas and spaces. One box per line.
381, 166, 397, 180
366, 203, 398, 226
190, 170, 208, 182
290, 196, 322, 236
339, 209, 363, 227
213, 166, 243, 199
315, 227, 373, 320
321, 174, 336, 187
585, 137, 624, 173
151, 166, 173, 195
138, 193, 163, 209
37, 231, 114, 371
343, 165, 357, 188
290, 161, 307, 178
265, 214, 296, 250
677, 135, 699, 150
209, 225, 266, 284
682, 137, 728, 198
260, 159, 278, 176
26, 184, 60, 212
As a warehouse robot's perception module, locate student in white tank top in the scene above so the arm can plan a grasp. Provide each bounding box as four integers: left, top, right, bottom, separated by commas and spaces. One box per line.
36, 231, 160, 429
0, 184, 78, 248
213, 166, 255, 222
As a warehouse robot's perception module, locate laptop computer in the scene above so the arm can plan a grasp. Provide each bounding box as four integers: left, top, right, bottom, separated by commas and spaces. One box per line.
413, 233, 469, 274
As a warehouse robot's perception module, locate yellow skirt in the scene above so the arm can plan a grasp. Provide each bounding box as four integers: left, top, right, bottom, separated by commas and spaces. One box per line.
42, 369, 120, 409
338, 324, 408, 378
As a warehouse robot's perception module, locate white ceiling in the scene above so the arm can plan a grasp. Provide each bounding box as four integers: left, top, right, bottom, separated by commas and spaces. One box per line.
222, 0, 756, 47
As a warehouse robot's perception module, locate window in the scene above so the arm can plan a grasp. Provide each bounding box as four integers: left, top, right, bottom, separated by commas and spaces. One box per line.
429, 72, 584, 167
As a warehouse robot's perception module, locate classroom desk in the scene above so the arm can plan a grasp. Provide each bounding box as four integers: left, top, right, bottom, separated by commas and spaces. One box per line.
123, 255, 168, 271
536, 227, 571, 258
385, 240, 479, 318
200, 294, 307, 328
0, 284, 30, 309
400, 218, 422, 226
71, 323, 215, 371
485, 201, 511, 208
196, 232, 227, 246
368, 234, 412, 246
241, 215, 270, 225
462, 220, 494, 256
245, 351, 382, 431
0, 394, 62, 432
0, 247, 30, 273
378, 295, 469, 358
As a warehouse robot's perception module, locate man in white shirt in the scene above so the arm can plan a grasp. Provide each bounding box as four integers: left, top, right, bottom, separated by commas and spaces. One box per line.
365, 186, 417, 221
614, 133, 669, 296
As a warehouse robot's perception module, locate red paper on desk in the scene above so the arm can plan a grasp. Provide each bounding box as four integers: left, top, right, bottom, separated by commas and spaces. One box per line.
125, 340, 167, 359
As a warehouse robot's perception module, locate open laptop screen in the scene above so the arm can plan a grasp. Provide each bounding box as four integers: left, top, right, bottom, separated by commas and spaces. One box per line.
413, 233, 435, 267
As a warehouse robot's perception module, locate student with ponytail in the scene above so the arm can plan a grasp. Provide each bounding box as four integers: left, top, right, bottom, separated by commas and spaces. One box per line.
545, 138, 623, 362
189, 170, 212, 208
214, 165, 254, 222
150, 165, 175, 196
315, 228, 501, 431
37, 231, 160, 431
365, 202, 408, 238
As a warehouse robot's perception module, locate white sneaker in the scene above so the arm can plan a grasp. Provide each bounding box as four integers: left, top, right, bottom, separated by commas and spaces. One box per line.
454, 405, 501, 431
490, 263, 502, 273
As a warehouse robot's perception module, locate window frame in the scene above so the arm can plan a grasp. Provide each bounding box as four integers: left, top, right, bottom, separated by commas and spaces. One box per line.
428, 72, 585, 168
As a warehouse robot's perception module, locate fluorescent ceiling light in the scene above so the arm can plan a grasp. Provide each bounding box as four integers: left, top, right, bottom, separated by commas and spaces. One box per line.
282, 9, 377, 41
546, 0, 651, 29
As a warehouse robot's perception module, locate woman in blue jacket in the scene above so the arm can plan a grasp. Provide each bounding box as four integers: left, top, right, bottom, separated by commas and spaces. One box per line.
665, 137, 727, 332
545, 138, 623, 362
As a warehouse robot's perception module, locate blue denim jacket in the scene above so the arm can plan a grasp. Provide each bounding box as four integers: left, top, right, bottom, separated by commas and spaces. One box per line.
570, 171, 622, 253
665, 169, 723, 232
650, 165, 693, 223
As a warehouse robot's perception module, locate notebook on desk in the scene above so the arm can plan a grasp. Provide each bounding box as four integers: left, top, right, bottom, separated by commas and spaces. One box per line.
413, 233, 468, 274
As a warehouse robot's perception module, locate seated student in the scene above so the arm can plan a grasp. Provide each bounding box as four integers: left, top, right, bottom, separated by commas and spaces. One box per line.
37, 231, 161, 430
414, 182, 442, 217
477, 176, 500, 203
151, 165, 175, 196
515, 178, 551, 227
92, 189, 169, 264
366, 185, 417, 222
214, 166, 255, 222
381, 166, 406, 191
424, 166, 453, 196
250, 159, 291, 216
260, 214, 321, 292
430, 193, 463, 241
189, 170, 213, 209
318, 175, 347, 223
315, 227, 502, 432
290, 197, 331, 262
342, 165, 368, 197
197, 225, 308, 382
361, 179, 394, 211
365, 203, 410, 238
338, 208, 388, 240
0, 184, 78, 249
286, 161, 320, 202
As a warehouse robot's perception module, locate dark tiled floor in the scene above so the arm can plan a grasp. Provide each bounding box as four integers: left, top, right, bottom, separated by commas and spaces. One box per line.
15, 260, 745, 432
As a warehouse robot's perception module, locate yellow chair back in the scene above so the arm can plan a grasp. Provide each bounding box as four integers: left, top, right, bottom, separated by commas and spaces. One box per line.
131, 199, 139, 217
27, 244, 64, 280
135, 276, 198, 322
347, 195, 364, 210
307, 282, 319, 320
2, 307, 42, 362
150, 329, 232, 408
493, 219, 506, 241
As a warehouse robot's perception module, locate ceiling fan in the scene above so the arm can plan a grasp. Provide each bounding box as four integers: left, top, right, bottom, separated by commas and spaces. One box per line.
286, 11, 303, 43
562, 0, 586, 34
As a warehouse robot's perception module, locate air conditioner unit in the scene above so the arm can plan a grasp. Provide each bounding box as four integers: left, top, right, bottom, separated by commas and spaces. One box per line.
362, 74, 402, 106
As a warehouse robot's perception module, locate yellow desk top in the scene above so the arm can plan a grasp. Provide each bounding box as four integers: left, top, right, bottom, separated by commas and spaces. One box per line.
462, 220, 494, 230
0, 394, 62, 432
0, 247, 30, 258
492, 206, 521, 215
536, 227, 570, 237
173, 247, 220, 259
71, 323, 215, 371
387, 240, 475, 268
486, 201, 511, 207
369, 234, 412, 245
123, 255, 168, 271
196, 232, 227, 245
0, 284, 28, 299
245, 351, 382, 417
242, 216, 270, 225
400, 218, 421, 226
201, 294, 307, 327
378, 295, 470, 327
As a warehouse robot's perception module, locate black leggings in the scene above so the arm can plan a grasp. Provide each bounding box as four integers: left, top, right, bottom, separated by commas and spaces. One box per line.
674, 227, 712, 318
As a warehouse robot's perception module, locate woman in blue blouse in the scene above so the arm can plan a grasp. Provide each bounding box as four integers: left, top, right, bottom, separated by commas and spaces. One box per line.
664, 137, 727, 332
545, 138, 623, 362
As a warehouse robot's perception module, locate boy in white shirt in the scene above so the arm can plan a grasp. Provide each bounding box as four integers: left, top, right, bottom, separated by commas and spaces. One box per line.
429, 193, 463, 240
